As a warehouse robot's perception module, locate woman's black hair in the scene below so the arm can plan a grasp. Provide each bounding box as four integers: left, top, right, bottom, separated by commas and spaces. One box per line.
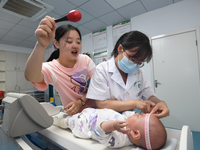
111, 31, 152, 63
46, 24, 82, 62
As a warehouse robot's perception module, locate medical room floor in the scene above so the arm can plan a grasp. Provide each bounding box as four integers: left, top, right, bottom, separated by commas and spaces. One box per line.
193, 131, 200, 150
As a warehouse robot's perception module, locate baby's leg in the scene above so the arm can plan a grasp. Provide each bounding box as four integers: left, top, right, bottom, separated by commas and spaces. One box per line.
53, 112, 91, 139
53, 112, 69, 129
53, 112, 82, 131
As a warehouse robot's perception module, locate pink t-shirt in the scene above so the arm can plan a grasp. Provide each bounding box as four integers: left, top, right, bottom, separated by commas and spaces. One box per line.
33, 54, 96, 111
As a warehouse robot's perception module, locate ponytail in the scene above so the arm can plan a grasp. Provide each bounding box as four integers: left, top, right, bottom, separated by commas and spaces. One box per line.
46, 49, 59, 62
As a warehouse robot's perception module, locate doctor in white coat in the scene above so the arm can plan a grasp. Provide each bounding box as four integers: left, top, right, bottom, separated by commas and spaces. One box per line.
87, 31, 169, 118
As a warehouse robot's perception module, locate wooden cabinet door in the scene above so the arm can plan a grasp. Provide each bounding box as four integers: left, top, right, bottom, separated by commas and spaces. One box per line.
5, 51, 17, 71
5, 71, 17, 92
17, 53, 29, 71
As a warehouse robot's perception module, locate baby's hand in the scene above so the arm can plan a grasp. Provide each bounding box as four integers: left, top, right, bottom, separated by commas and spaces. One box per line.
113, 120, 130, 134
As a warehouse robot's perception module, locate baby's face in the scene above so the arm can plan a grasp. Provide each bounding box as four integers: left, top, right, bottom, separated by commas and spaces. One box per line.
127, 113, 146, 129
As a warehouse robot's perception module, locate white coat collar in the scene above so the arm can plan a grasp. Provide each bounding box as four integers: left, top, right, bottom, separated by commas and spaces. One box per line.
108, 57, 116, 73
108, 57, 140, 91
108, 57, 125, 88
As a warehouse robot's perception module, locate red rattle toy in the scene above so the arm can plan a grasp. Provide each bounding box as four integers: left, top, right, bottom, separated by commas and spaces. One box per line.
55, 10, 82, 23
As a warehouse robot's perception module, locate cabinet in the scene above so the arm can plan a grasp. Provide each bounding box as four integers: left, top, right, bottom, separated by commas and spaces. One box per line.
0, 50, 5, 91
5, 51, 27, 71
26, 90, 45, 102
5, 51, 35, 93
54, 88, 62, 106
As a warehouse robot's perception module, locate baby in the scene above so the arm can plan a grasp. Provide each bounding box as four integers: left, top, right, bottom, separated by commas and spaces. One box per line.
53, 108, 166, 149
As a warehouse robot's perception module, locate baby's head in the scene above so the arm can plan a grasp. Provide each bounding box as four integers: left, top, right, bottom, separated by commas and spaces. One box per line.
127, 113, 167, 150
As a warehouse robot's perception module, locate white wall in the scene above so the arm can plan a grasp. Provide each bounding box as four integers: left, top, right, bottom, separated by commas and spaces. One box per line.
131, 0, 200, 37
81, 33, 94, 59
81, 0, 200, 83
0, 43, 32, 54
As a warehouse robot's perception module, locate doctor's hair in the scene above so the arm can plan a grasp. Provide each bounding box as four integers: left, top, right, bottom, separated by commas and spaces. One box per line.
111, 31, 152, 63
46, 24, 82, 62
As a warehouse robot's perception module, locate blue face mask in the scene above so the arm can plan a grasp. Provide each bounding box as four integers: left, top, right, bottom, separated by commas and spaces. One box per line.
118, 53, 138, 73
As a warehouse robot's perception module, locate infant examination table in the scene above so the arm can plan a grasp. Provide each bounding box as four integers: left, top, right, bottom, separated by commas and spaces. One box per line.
0, 93, 193, 150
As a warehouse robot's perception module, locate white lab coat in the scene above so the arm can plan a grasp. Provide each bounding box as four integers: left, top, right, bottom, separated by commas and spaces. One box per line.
86, 57, 155, 109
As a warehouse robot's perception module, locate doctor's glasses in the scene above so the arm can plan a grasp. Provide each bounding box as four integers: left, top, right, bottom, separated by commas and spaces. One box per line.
123, 50, 144, 68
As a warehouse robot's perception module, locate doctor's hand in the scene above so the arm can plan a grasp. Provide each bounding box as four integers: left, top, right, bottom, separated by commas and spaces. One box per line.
64, 101, 82, 116
150, 101, 170, 118
134, 100, 156, 113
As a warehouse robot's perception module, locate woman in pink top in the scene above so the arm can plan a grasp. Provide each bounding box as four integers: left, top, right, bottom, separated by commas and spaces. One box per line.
25, 16, 96, 115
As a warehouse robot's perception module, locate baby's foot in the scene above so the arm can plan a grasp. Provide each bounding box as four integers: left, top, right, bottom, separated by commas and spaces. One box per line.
53, 112, 68, 129
53, 116, 59, 126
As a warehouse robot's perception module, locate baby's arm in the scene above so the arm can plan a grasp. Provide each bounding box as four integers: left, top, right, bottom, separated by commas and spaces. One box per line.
100, 120, 130, 134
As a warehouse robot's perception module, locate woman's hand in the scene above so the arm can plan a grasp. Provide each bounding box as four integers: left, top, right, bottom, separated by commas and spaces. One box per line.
134, 100, 155, 113
150, 101, 170, 118
35, 16, 57, 48
64, 100, 82, 116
